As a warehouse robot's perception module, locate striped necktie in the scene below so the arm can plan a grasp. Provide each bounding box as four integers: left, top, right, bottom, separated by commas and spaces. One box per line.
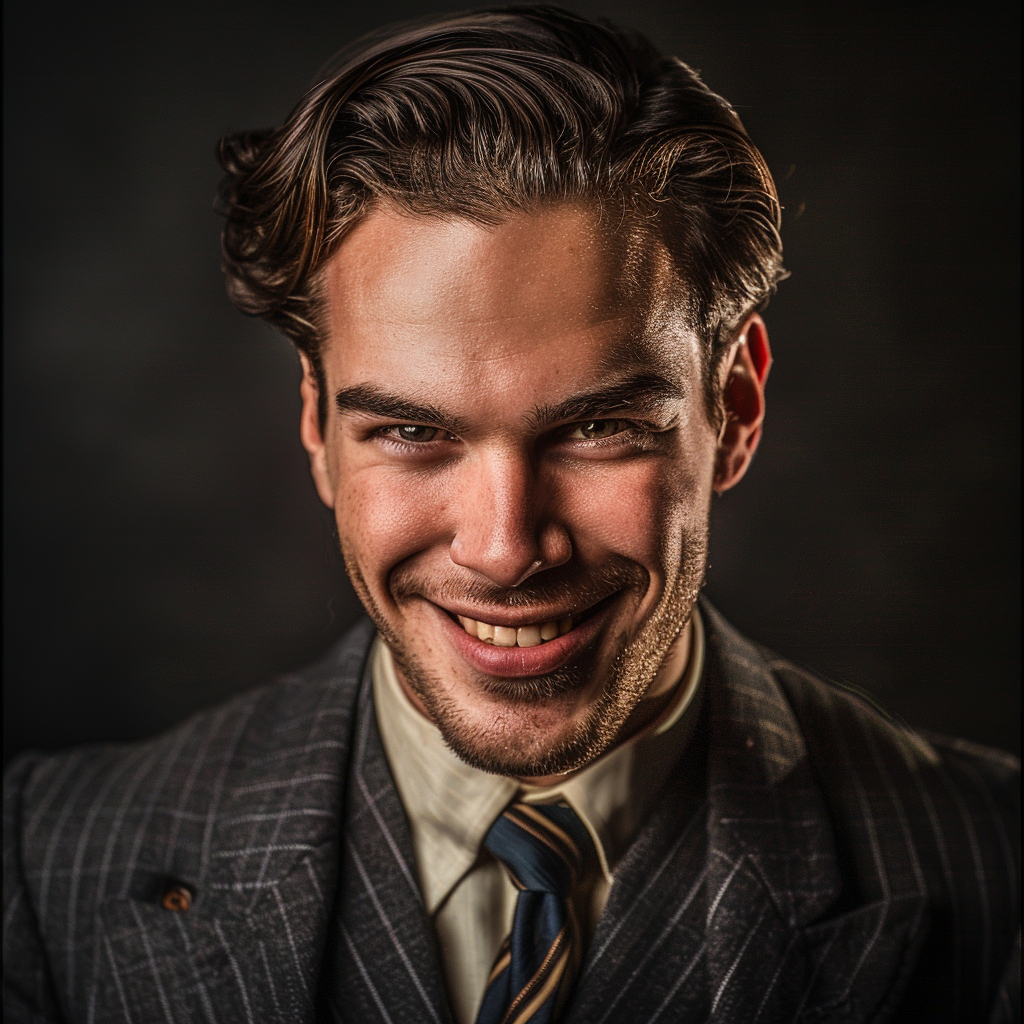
475, 802, 596, 1024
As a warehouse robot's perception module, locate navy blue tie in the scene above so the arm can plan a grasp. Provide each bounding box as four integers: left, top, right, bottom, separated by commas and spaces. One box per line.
475, 802, 595, 1024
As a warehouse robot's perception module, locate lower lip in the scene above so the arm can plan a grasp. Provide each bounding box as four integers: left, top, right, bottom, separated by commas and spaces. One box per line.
433, 599, 616, 678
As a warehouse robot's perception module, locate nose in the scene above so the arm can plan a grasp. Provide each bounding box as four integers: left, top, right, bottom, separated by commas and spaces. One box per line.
449, 449, 571, 588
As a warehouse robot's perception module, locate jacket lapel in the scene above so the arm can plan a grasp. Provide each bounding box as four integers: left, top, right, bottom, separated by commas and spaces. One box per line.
700, 601, 928, 1024
318, 657, 453, 1024
92, 621, 376, 1024
566, 600, 927, 1024
564, 715, 711, 1024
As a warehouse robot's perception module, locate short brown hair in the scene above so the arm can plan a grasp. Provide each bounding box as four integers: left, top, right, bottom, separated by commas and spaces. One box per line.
216, 5, 786, 422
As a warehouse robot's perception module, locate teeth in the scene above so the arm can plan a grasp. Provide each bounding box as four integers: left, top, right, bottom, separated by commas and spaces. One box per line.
493, 626, 517, 647
517, 625, 542, 647
456, 613, 574, 646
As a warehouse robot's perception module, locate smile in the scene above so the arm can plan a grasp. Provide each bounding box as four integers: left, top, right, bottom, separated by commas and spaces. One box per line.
456, 614, 574, 647
431, 594, 619, 678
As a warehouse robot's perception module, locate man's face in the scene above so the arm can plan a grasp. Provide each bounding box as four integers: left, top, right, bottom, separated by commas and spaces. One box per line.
303, 203, 755, 777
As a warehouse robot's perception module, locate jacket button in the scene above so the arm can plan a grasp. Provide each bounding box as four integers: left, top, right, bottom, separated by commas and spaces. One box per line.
161, 885, 193, 912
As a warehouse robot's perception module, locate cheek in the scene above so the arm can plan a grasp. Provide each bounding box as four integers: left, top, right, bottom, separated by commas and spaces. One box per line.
558, 454, 711, 570
332, 463, 451, 590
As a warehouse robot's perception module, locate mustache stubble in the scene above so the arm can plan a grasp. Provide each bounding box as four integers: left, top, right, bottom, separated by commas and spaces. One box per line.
389, 556, 648, 615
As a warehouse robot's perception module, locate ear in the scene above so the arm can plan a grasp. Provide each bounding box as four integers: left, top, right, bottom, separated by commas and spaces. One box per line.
713, 313, 772, 493
298, 352, 336, 508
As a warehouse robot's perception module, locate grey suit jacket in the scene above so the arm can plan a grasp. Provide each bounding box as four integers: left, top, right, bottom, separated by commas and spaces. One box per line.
4, 601, 1019, 1023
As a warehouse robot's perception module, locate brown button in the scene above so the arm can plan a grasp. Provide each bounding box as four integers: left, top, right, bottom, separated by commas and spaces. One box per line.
161, 885, 193, 912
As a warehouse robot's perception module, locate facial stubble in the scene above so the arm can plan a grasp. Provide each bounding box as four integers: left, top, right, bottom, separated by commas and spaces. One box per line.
344, 526, 708, 778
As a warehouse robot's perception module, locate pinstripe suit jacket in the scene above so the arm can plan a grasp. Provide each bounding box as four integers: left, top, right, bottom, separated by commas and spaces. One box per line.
5, 601, 1019, 1024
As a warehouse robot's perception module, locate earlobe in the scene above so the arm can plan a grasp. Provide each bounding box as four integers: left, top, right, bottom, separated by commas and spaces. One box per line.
298, 353, 336, 509
713, 314, 771, 494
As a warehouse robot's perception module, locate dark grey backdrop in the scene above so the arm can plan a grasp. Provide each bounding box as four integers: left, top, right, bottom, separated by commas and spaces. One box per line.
4, 0, 1020, 762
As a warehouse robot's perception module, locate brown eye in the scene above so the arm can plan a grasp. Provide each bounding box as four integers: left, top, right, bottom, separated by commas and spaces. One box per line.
572, 419, 627, 440
396, 424, 443, 442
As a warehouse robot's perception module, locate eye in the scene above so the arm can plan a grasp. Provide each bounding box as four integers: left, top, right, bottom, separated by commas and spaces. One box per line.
390, 424, 447, 443
569, 419, 630, 441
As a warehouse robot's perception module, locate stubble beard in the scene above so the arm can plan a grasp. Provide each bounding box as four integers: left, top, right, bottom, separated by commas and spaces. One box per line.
343, 527, 707, 778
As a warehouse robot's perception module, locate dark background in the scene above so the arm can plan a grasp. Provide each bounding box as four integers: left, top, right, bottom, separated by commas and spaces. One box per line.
4, 0, 1020, 764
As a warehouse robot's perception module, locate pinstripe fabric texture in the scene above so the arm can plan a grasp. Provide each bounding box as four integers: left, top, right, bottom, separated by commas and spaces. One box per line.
5, 601, 1019, 1023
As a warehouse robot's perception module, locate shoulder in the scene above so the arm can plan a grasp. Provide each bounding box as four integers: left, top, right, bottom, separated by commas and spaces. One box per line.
3, 619, 375, 1018
702, 598, 1018, 894
765, 649, 1019, 905
4, 617, 375, 894
763, 653, 1020, 1016
766, 650, 1018, 815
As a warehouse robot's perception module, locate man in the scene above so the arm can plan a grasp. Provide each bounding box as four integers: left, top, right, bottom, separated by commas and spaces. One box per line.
4, 7, 1018, 1023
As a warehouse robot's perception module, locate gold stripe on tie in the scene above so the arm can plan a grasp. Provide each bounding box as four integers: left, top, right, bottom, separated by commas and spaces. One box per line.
502, 925, 568, 1024
510, 953, 569, 1024
514, 805, 579, 855
506, 867, 527, 891
487, 940, 511, 987
503, 807, 581, 877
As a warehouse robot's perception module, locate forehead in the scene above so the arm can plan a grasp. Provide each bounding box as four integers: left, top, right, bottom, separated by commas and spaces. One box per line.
319, 203, 698, 405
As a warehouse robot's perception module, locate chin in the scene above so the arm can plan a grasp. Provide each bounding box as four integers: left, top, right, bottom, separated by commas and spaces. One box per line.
435, 696, 611, 778
395, 642, 639, 778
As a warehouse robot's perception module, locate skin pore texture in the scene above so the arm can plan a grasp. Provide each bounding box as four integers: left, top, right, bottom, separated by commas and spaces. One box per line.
299, 203, 770, 782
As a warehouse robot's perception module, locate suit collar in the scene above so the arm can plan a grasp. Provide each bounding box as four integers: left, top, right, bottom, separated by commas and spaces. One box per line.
569, 598, 928, 1023
701, 597, 842, 931
320, 652, 454, 1024
192, 620, 451, 1024
700, 598, 928, 1023
93, 619, 378, 1024
200, 619, 378, 919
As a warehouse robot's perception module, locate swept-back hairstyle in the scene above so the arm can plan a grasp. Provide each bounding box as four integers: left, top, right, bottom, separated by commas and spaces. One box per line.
217, 5, 785, 422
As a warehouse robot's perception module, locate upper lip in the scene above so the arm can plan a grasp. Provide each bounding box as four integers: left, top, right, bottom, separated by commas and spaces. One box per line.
429, 593, 616, 629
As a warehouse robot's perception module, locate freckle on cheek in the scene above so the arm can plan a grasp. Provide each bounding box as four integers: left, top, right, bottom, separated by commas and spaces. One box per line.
344, 481, 451, 572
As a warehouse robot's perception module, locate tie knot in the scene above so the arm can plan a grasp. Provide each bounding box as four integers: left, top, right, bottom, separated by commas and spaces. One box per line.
484, 802, 594, 897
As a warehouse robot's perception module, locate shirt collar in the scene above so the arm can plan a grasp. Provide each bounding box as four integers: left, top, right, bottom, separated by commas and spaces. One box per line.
372, 606, 704, 912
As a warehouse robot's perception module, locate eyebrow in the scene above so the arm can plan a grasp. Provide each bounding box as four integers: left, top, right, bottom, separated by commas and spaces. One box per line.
526, 372, 684, 429
334, 383, 469, 434
334, 371, 683, 435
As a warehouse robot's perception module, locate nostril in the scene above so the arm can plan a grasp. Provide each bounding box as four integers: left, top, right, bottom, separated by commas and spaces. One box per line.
511, 559, 545, 588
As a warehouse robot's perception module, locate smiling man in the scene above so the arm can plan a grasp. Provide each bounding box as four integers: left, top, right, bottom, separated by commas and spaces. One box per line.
308, 204, 739, 784
4, 8, 1019, 1024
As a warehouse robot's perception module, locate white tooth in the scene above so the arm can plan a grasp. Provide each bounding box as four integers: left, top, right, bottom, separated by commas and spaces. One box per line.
558, 615, 573, 636
459, 616, 478, 638
477, 622, 495, 643
493, 626, 517, 647
540, 620, 558, 641
517, 625, 542, 647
